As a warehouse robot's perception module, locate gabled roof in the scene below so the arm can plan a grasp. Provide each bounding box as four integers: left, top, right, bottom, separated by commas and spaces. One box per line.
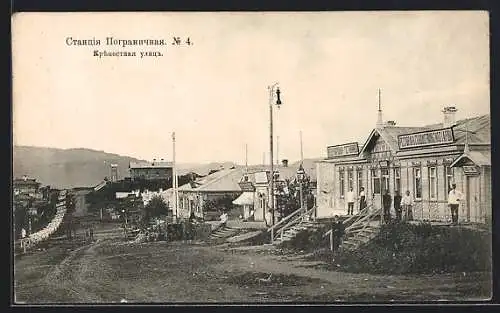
178, 168, 245, 192
357, 114, 490, 156
359, 126, 432, 155
450, 150, 491, 167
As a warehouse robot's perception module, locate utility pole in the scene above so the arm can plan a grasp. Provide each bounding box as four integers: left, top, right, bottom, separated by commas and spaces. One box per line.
268, 83, 282, 226
299, 130, 304, 210
172, 132, 178, 221
245, 144, 248, 174
277, 135, 280, 167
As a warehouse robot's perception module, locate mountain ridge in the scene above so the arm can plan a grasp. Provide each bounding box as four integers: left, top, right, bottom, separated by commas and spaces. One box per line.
13, 146, 320, 189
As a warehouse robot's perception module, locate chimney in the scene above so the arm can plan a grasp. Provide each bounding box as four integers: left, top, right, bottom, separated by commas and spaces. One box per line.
386, 120, 396, 126
282, 159, 289, 167
443, 106, 457, 128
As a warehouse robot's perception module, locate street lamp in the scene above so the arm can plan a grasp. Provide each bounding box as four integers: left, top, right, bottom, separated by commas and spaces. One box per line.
268, 83, 282, 226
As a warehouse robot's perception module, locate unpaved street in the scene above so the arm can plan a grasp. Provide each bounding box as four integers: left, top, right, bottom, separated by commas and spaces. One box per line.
14, 225, 491, 303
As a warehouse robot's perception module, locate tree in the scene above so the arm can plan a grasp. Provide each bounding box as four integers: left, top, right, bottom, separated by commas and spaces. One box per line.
142, 195, 168, 224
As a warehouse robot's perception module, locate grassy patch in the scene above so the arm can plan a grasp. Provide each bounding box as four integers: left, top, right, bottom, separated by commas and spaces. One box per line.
334, 222, 492, 275
225, 272, 326, 288
278, 224, 330, 253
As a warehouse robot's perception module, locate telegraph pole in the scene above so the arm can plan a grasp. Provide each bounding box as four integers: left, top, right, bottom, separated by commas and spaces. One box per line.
268, 83, 282, 226
172, 132, 178, 221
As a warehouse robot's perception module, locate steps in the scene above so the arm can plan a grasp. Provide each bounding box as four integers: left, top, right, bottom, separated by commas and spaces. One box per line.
340, 221, 381, 252
207, 226, 240, 243
272, 220, 321, 245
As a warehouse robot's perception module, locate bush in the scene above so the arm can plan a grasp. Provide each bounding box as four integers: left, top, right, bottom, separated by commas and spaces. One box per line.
279, 224, 330, 252
334, 222, 491, 274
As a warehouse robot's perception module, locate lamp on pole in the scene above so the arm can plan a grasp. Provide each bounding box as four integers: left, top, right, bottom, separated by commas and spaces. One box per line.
268, 83, 282, 225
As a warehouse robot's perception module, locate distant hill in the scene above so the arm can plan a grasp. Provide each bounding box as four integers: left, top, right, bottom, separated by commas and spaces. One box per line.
12, 146, 238, 189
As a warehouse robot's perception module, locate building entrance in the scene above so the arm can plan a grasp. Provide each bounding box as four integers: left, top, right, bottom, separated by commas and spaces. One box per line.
466, 174, 480, 223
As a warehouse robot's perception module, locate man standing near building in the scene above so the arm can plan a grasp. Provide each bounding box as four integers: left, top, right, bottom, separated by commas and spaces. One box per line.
394, 191, 402, 222
346, 187, 355, 215
382, 189, 392, 223
448, 183, 463, 225
359, 187, 367, 213
401, 190, 414, 221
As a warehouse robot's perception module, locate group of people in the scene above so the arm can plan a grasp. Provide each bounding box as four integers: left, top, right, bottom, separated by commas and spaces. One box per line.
381, 189, 416, 223
345, 187, 368, 215
83, 224, 95, 242
346, 183, 464, 225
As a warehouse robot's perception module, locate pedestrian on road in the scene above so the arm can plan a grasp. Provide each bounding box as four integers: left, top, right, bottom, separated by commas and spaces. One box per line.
394, 190, 402, 222
90, 225, 94, 241
359, 187, 367, 213
382, 189, 392, 223
448, 183, 463, 225
346, 187, 355, 215
21, 228, 26, 239
401, 190, 414, 221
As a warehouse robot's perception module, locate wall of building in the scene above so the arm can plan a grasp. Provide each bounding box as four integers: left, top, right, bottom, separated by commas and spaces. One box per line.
130, 167, 173, 180
317, 150, 490, 223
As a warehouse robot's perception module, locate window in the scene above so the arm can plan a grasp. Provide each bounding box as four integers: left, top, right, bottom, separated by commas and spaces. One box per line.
414, 168, 422, 199
429, 167, 437, 200
381, 169, 389, 193
445, 166, 454, 198
371, 169, 381, 194
357, 171, 364, 195
347, 170, 354, 190
339, 170, 345, 197
394, 167, 401, 194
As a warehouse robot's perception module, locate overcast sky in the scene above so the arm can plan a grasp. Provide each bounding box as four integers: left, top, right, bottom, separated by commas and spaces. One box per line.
12, 11, 489, 164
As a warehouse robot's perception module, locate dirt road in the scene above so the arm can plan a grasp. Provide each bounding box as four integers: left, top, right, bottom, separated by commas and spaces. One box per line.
14, 225, 491, 303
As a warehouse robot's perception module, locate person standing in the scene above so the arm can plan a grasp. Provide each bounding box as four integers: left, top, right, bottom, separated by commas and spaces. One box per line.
89, 224, 94, 241
346, 187, 355, 215
394, 191, 402, 222
265, 210, 273, 227
448, 183, 463, 225
401, 190, 414, 221
382, 189, 392, 223
333, 216, 345, 252
359, 187, 367, 213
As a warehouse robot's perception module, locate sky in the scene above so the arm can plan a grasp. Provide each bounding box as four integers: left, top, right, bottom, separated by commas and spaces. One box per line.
12, 11, 490, 165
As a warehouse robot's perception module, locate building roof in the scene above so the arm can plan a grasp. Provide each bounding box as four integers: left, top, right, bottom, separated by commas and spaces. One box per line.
178, 168, 245, 193
450, 150, 491, 167
355, 114, 490, 157
13, 178, 41, 186
130, 161, 173, 169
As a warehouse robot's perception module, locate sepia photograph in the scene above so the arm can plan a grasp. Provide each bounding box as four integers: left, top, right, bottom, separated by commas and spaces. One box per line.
11, 11, 492, 304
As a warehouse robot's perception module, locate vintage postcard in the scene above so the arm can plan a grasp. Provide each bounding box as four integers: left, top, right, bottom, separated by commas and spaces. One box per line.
12, 11, 492, 304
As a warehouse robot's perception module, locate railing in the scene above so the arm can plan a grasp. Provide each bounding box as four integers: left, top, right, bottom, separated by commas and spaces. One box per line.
267, 207, 306, 239
323, 203, 381, 252
269, 206, 316, 242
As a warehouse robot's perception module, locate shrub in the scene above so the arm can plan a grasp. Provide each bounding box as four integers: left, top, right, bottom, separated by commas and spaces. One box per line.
334, 222, 491, 274
279, 224, 330, 252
